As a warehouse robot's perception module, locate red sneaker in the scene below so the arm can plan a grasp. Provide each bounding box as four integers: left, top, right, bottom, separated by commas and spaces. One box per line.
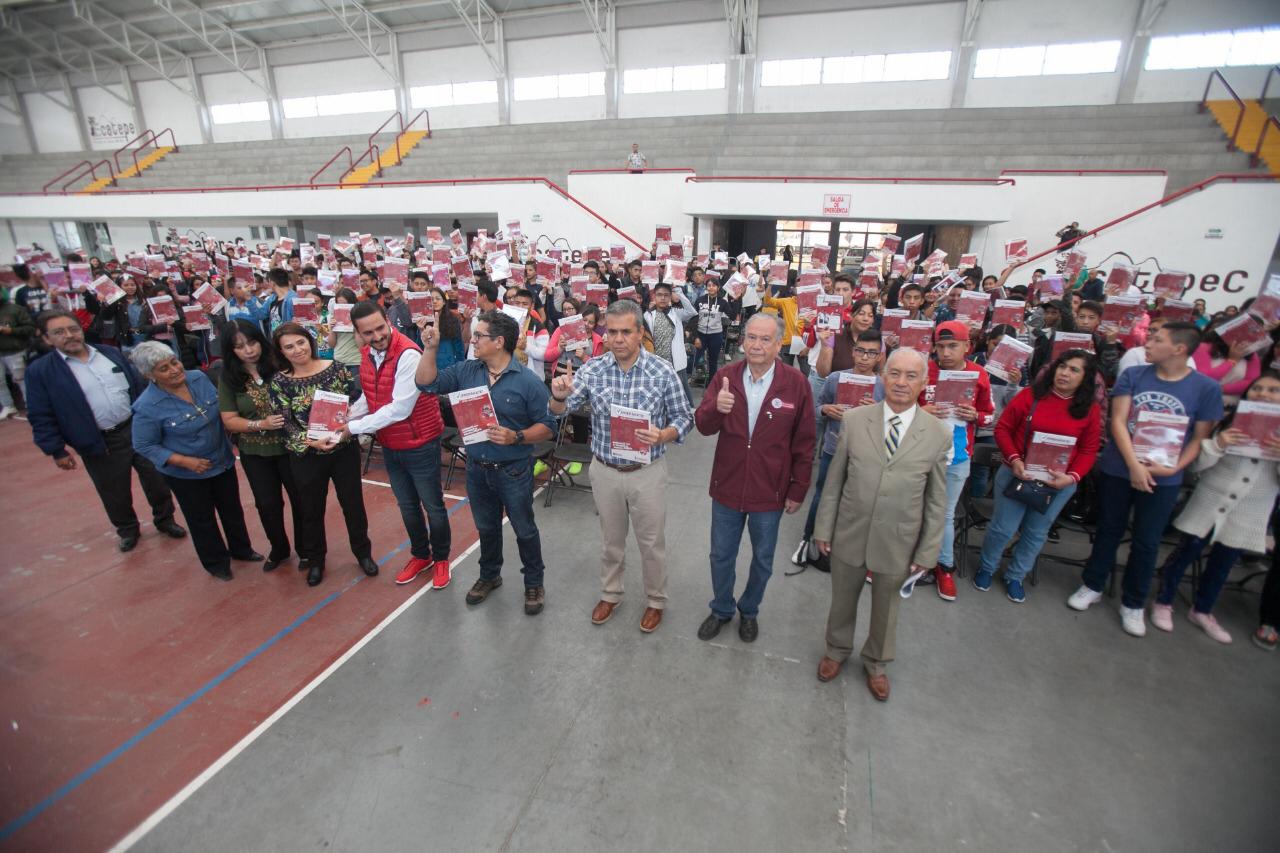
432, 560, 451, 590
935, 566, 957, 601
395, 557, 432, 586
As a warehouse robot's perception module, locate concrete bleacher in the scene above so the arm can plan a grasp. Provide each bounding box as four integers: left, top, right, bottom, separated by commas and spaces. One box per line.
0, 101, 1257, 196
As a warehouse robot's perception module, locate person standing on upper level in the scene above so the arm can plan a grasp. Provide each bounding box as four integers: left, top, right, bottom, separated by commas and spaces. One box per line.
626, 142, 648, 172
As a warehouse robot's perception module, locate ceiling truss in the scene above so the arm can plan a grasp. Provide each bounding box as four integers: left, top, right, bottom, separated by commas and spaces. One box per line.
447, 0, 506, 78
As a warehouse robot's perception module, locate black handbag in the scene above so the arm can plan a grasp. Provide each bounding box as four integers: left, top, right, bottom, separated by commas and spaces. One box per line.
1001, 398, 1059, 513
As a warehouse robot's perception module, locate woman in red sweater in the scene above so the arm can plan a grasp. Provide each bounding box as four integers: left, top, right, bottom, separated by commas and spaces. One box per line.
973, 350, 1102, 603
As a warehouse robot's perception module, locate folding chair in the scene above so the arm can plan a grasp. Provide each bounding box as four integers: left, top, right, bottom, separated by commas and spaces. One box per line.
954, 442, 1002, 578
542, 414, 594, 507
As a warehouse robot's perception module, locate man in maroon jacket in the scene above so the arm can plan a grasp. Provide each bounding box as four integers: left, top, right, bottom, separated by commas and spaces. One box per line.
694, 313, 816, 642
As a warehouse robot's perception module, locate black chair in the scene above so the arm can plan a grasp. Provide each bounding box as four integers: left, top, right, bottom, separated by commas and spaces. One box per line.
440, 426, 467, 489
361, 435, 381, 474
541, 415, 593, 507
954, 442, 1003, 577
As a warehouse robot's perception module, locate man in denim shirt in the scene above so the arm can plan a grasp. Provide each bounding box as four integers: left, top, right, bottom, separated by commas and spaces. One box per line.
416, 311, 557, 615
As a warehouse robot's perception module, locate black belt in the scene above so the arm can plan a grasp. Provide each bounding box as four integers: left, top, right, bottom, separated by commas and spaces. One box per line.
595, 455, 643, 473
472, 457, 525, 470
102, 417, 132, 435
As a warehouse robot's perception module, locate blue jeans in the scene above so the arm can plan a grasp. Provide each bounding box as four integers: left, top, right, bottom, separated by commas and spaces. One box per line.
709, 499, 783, 619
383, 440, 451, 562
465, 457, 545, 588
979, 466, 1078, 582
1081, 473, 1182, 609
803, 451, 835, 540
1156, 533, 1243, 614
937, 457, 972, 569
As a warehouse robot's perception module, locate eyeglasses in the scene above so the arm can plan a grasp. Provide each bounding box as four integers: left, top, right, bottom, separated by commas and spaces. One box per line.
469, 333, 498, 342
853, 348, 881, 358
45, 326, 82, 338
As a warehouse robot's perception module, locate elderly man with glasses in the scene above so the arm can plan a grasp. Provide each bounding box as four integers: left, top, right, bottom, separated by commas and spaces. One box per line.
25, 309, 186, 552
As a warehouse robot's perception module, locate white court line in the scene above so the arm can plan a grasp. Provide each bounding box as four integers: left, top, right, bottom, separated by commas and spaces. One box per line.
109, 485, 541, 853
361, 478, 467, 502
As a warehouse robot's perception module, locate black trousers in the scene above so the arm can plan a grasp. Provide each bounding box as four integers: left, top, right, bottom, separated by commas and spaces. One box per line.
290, 442, 371, 564
164, 466, 254, 576
1261, 544, 1280, 629
240, 452, 304, 561
80, 420, 175, 538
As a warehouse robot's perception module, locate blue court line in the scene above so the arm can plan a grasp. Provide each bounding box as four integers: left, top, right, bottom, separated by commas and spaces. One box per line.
0, 497, 471, 842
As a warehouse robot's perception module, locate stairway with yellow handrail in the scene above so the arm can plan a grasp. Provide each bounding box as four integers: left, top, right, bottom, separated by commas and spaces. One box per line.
1206, 98, 1280, 171
78, 146, 175, 194
340, 128, 429, 187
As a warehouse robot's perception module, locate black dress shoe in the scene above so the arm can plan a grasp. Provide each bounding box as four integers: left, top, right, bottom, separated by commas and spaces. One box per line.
697, 612, 731, 641
739, 616, 759, 643
118, 535, 139, 553
233, 551, 265, 562
209, 568, 233, 582
307, 563, 324, 586
156, 520, 187, 539
358, 556, 379, 577
263, 555, 288, 572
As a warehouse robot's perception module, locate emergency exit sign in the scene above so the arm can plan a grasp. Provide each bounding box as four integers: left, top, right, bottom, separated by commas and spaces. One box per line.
823, 193, 850, 216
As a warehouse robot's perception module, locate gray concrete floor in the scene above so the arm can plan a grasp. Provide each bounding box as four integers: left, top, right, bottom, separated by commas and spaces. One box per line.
134, 402, 1280, 853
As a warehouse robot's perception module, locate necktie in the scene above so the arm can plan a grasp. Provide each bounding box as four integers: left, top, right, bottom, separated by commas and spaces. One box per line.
886, 415, 902, 457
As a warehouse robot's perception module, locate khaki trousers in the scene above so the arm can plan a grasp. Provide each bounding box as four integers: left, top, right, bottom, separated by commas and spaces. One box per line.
825, 556, 909, 676
591, 455, 669, 609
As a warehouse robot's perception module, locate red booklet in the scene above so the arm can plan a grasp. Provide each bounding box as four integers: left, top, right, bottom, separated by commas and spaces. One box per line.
92, 275, 125, 306
68, 263, 91, 288
991, 299, 1025, 332
880, 308, 909, 336
857, 270, 880, 299
665, 259, 687, 284
654, 225, 672, 241
609, 403, 652, 464
1023, 432, 1077, 482
448, 386, 499, 444
881, 234, 901, 254
890, 255, 907, 277
816, 294, 843, 332
641, 260, 660, 286
557, 314, 590, 353
1248, 273, 1280, 329
1032, 274, 1066, 304
1227, 400, 1280, 460
433, 246, 451, 266
182, 304, 211, 331
898, 320, 934, 354
957, 253, 978, 271
1159, 298, 1194, 323
451, 255, 473, 284
809, 244, 831, 267
1215, 312, 1271, 355
1004, 238, 1028, 264
836, 372, 876, 406
610, 244, 626, 261
307, 390, 349, 441
903, 233, 923, 267
983, 336, 1034, 382
1152, 270, 1190, 301
723, 273, 748, 300
585, 282, 610, 307
406, 291, 434, 323
615, 285, 639, 303
768, 260, 789, 282
795, 284, 821, 319
1131, 410, 1189, 467
569, 275, 588, 301
1051, 331, 1095, 361
934, 370, 979, 418
292, 298, 319, 325
955, 290, 990, 329
1099, 295, 1145, 335
192, 281, 227, 316
145, 254, 167, 277
383, 257, 409, 286
1062, 247, 1088, 282
330, 302, 354, 332
456, 282, 478, 310
430, 263, 449, 289
147, 295, 180, 325
1104, 262, 1137, 296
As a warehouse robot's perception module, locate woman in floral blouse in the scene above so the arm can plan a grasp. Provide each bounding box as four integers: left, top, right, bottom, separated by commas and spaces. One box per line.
269, 321, 375, 587
218, 318, 304, 573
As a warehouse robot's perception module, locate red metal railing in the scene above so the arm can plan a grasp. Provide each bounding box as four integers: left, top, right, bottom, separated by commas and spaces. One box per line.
310, 146, 353, 187
42, 158, 116, 194
1199, 70, 1247, 151
568, 168, 697, 174
1261, 65, 1280, 103
1014, 172, 1280, 268
683, 175, 1016, 185
1252, 115, 1280, 168
338, 142, 381, 184
112, 127, 177, 176
998, 168, 1167, 176
334, 109, 431, 184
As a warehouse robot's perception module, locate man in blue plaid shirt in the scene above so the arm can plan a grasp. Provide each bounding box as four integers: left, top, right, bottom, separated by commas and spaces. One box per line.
550, 299, 693, 634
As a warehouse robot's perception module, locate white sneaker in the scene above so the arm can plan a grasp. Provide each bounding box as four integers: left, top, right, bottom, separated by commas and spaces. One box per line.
1067, 585, 1103, 611
1187, 610, 1233, 644
790, 538, 809, 566
1151, 603, 1174, 632
1120, 606, 1147, 637
0, 406, 15, 420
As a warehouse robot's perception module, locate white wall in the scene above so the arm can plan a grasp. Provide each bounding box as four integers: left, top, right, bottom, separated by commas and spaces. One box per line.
276, 57, 399, 139
136, 80, 202, 147
0, 91, 31, 155
567, 172, 695, 248
508, 33, 606, 125
203, 71, 274, 144
77, 85, 139, 151
24, 93, 81, 152
755, 3, 963, 113
402, 44, 501, 130
618, 21, 729, 119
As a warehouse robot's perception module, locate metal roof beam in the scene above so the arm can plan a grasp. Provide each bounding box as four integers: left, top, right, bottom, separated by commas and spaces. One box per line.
315, 0, 402, 86
149, 0, 273, 97
69, 0, 203, 104
579, 0, 615, 68
446, 0, 506, 78
0, 5, 135, 105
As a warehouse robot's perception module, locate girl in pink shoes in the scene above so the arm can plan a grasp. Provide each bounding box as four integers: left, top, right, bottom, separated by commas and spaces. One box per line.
1152, 370, 1280, 643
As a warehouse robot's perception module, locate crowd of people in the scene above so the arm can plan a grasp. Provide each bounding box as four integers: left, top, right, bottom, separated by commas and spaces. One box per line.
3, 221, 1278, 702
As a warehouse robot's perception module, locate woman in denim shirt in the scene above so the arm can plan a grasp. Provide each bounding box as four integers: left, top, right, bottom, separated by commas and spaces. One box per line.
130, 341, 261, 581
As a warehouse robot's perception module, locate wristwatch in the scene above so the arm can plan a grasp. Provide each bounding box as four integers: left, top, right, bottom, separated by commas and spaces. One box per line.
515, 429, 525, 445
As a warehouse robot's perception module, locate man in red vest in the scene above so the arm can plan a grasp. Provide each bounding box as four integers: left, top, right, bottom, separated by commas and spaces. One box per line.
342, 301, 453, 589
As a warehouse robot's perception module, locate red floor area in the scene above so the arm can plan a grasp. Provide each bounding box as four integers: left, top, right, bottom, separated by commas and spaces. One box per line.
0, 416, 478, 852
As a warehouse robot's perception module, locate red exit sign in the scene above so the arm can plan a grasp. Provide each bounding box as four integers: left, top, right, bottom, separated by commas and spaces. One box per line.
822, 193, 850, 216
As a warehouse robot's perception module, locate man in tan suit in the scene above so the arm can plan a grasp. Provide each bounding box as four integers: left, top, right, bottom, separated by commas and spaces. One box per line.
813, 347, 951, 701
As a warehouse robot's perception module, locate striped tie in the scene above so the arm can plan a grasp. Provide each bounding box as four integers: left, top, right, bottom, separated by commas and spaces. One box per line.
886, 415, 902, 457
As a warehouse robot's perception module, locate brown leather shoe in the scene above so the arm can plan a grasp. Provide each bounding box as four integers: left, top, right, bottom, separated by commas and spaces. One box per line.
591, 599, 618, 625
817, 657, 843, 683
639, 607, 663, 633
866, 671, 891, 702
